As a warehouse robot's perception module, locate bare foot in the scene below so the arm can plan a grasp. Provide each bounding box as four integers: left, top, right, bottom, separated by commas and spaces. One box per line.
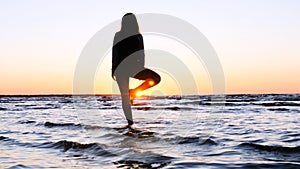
127, 119, 134, 129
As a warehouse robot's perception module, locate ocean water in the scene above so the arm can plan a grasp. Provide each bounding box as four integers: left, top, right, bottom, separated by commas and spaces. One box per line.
0, 94, 300, 169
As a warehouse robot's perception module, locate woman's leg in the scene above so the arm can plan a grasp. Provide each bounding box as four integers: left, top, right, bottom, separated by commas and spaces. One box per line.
130, 69, 161, 99
116, 76, 133, 127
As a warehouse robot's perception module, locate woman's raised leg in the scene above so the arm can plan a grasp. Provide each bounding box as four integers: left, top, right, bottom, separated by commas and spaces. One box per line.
130, 69, 161, 103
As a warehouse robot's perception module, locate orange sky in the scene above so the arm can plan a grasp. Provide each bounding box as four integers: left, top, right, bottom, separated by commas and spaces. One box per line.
1, 1, 299, 95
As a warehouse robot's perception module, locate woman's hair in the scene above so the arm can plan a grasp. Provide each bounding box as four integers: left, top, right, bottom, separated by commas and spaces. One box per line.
121, 13, 139, 34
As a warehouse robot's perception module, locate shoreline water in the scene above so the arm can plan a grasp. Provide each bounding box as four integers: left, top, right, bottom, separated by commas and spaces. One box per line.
1, 94, 299, 168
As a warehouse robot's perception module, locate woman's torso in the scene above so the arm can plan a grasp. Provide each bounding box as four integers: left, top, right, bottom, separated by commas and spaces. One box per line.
113, 32, 145, 77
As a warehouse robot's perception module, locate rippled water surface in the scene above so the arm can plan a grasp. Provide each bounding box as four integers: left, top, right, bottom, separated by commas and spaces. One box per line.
0, 94, 300, 168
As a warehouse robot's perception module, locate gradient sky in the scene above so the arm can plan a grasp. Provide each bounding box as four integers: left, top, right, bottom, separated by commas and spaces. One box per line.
1, 0, 299, 95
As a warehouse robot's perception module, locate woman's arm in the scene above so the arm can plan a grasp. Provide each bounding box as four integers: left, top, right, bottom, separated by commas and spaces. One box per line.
112, 34, 118, 80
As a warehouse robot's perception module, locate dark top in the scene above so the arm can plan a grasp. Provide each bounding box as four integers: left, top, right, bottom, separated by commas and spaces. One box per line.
112, 32, 145, 77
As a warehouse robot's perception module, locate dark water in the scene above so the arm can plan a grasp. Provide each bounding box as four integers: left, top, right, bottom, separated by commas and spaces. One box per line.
0, 94, 300, 168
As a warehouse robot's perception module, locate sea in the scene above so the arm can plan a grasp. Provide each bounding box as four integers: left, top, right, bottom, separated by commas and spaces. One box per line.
0, 94, 299, 169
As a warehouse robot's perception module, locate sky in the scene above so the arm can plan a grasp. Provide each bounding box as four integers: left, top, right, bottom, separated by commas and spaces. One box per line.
0, 0, 300, 95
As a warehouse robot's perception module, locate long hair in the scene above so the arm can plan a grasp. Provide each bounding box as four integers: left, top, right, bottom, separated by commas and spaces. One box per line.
121, 13, 140, 35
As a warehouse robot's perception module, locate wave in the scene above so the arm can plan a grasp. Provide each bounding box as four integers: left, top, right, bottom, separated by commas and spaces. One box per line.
171, 161, 300, 168
43, 122, 105, 130
41, 140, 115, 156
285, 133, 300, 137
42, 121, 111, 131
18, 120, 36, 124
97, 96, 113, 102
18, 120, 84, 128
134, 106, 192, 111
169, 136, 218, 145
58, 98, 73, 103
271, 94, 300, 101
283, 138, 300, 143
6, 164, 31, 169
259, 102, 300, 107
0, 107, 7, 111
44, 121, 82, 128
136, 106, 152, 111
113, 151, 174, 169
268, 108, 290, 111
40, 140, 98, 151
99, 106, 118, 109
31, 106, 58, 110
14, 103, 61, 110
15, 104, 36, 107
0, 99, 10, 103
181, 137, 217, 145
34, 121, 116, 131
135, 106, 182, 111
239, 143, 300, 153
0, 135, 114, 157
199, 101, 249, 106
165, 106, 181, 110
113, 160, 170, 169
0, 136, 9, 140
225, 98, 259, 102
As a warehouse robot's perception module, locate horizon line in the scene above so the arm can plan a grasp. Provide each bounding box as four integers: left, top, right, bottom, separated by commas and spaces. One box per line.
0, 93, 299, 97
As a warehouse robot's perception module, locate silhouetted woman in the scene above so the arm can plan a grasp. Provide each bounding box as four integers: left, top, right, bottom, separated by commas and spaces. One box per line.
112, 13, 161, 128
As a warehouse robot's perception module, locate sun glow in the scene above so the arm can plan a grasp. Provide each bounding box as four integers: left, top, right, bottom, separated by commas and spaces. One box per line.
148, 80, 155, 86
1, 1, 300, 95
135, 90, 144, 97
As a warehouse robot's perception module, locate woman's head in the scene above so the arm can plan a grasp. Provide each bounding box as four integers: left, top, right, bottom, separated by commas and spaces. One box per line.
121, 13, 139, 34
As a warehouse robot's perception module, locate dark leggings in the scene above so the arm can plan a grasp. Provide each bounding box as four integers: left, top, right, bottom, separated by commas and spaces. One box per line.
133, 68, 161, 84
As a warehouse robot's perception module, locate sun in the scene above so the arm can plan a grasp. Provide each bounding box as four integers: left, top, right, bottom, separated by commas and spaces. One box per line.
148, 80, 155, 86
135, 90, 144, 97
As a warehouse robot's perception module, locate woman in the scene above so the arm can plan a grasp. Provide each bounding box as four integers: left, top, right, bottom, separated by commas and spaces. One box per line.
112, 13, 161, 128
